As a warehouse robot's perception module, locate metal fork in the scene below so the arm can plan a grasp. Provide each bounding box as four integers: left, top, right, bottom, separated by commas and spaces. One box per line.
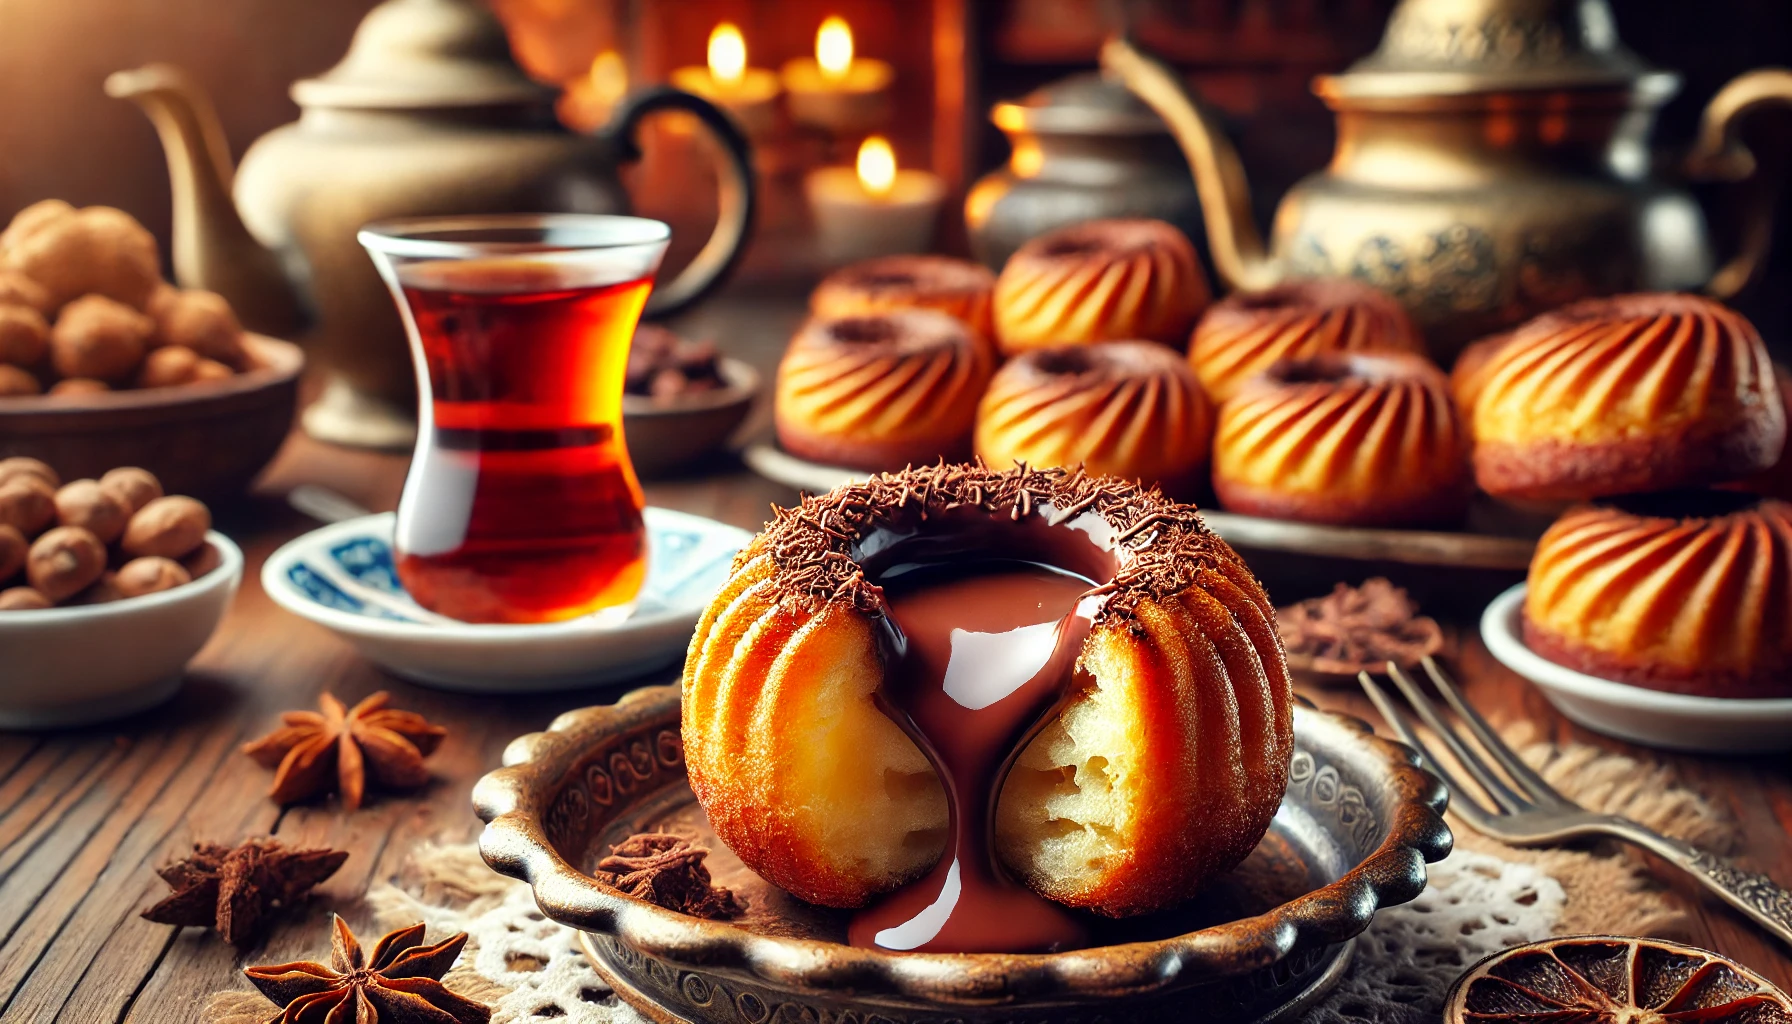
1359, 655, 1792, 948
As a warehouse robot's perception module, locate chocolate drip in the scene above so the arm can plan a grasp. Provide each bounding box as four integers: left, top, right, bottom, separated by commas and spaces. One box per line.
847, 560, 1097, 954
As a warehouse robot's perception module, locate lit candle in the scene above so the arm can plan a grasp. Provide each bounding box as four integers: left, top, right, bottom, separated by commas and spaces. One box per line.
806, 136, 946, 265
781, 15, 893, 136
670, 23, 781, 138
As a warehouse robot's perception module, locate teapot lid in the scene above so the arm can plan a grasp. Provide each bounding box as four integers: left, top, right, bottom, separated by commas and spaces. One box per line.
1320, 0, 1677, 99
992, 73, 1170, 135
292, 0, 555, 110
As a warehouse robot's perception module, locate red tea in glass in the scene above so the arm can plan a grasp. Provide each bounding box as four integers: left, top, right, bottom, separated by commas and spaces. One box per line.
360, 216, 669, 624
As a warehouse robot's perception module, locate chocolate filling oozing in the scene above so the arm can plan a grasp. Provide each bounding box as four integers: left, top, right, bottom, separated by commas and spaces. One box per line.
846, 507, 1120, 954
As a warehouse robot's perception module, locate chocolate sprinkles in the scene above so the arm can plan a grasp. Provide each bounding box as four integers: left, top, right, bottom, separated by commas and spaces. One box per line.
745, 462, 1238, 625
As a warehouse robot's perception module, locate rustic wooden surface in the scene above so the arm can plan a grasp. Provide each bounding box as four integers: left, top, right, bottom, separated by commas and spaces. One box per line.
4, 292, 1792, 1023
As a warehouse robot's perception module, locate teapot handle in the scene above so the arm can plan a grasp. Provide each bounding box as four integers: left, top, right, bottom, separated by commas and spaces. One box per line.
1687, 68, 1792, 300
601, 86, 757, 318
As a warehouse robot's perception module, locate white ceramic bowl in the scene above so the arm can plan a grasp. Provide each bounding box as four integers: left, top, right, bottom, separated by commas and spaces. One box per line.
0, 531, 243, 729
1481, 583, 1792, 754
262, 508, 750, 693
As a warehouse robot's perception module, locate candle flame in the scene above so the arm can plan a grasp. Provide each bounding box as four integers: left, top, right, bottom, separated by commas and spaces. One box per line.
708, 23, 747, 86
587, 49, 628, 108
857, 136, 896, 197
816, 16, 854, 80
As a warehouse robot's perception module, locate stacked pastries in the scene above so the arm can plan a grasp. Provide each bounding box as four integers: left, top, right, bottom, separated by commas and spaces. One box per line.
1446, 293, 1789, 699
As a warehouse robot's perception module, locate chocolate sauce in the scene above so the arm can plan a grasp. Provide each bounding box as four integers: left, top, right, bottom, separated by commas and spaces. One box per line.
847, 559, 1098, 954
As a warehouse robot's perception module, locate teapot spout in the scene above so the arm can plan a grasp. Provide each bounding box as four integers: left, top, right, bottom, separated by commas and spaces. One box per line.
1100, 37, 1280, 292
106, 64, 303, 335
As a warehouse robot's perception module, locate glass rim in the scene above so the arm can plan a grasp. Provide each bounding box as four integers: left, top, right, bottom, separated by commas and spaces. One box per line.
357, 213, 672, 260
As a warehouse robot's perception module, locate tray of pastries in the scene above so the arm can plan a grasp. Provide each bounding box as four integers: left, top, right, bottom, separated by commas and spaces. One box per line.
746, 220, 1789, 580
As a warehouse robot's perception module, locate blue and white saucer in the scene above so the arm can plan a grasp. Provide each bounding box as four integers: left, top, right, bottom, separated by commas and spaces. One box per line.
262, 508, 750, 693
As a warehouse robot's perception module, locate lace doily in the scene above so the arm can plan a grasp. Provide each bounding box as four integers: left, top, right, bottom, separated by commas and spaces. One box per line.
201, 724, 1734, 1024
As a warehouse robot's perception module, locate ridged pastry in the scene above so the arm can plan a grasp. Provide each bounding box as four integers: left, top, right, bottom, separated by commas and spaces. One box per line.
1212, 352, 1470, 527
1471, 294, 1785, 501
1449, 330, 1514, 416
682, 464, 1294, 916
1525, 494, 1792, 698
1189, 278, 1423, 403
810, 255, 995, 342
776, 309, 994, 470
1726, 364, 1792, 500
975, 342, 1213, 496
992, 219, 1208, 354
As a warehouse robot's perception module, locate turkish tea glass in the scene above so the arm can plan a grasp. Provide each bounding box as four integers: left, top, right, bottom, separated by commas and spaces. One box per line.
359, 214, 667, 624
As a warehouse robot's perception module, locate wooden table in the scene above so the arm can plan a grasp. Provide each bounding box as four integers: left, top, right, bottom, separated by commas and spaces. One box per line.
5, 294, 1792, 1022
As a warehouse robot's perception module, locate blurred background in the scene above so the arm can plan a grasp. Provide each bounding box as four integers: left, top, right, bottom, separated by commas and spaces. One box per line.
2, 0, 1788, 338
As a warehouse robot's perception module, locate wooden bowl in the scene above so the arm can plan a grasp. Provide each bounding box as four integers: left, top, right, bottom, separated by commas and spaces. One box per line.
622, 358, 759, 478
476, 685, 1452, 1024
0, 335, 302, 500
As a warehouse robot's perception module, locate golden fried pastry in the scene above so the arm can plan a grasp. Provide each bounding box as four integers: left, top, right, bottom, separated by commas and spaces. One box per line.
1189, 278, 1423, 403
810, 255, 996, 342
1471, 294, 1784, 501
1725, 364, 1792, 500
149, 287, 246, 368
1212, 352, 1470, 527
975, 341, 1213, 496
0, 270, 50, 314
1525, 494, 1792, 698
992, 219, 1208, 353
775, 309, 993, 470
683, 464, 1293, 917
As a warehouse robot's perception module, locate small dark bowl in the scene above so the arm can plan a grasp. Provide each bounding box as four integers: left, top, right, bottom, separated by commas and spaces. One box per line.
623, 358, 759, 478
475, 685, 1451, 1024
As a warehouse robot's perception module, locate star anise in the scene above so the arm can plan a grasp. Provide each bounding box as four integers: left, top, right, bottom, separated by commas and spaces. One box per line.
245, 915, 490, 1024
1276, 577, 1445, 676
242, 692, 447, 810
594, 832, 743, 919
140, 837, 347, 946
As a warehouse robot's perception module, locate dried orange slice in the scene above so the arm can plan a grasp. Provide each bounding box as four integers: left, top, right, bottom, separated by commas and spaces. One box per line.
1444, 935, 1792, 1023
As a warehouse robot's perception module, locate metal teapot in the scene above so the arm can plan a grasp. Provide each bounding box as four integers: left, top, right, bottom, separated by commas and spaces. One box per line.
108, 0, 755, 448
1102, 0, 1792, 359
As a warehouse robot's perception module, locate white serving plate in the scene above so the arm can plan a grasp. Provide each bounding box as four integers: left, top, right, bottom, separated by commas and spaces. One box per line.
262, 508, 750, 693
0, 531, 243, 729
1480, 583, 1792, 754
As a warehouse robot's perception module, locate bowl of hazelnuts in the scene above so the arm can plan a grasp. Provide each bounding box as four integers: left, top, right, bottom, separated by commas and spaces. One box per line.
0, 200, 304, 500
0, 457, 242, 729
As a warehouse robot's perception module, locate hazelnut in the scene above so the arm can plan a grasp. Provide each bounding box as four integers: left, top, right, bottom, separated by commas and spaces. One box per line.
52, 295, 153, 382
48, 377, 108, 397
0, 363, 40, 396
0, 199, 75, 253
182, 541, 222, 579
0, 523, 25, 581
136, 345, 200, 388
98, 467, 162, 515
0, 304, 49, 366
0, 476, 56, 535
192, 358, 235, 383
151, 289, 244, 367
0, 586, 52, 610
53, 479, 130, 544
121, 495, 209, 558
2, 205, 160, 310
0, 270, 52, 315
26, 525, 106, 601
76, 571, 123, 605
0, 457, 58, 489
115, 556, 191, 598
